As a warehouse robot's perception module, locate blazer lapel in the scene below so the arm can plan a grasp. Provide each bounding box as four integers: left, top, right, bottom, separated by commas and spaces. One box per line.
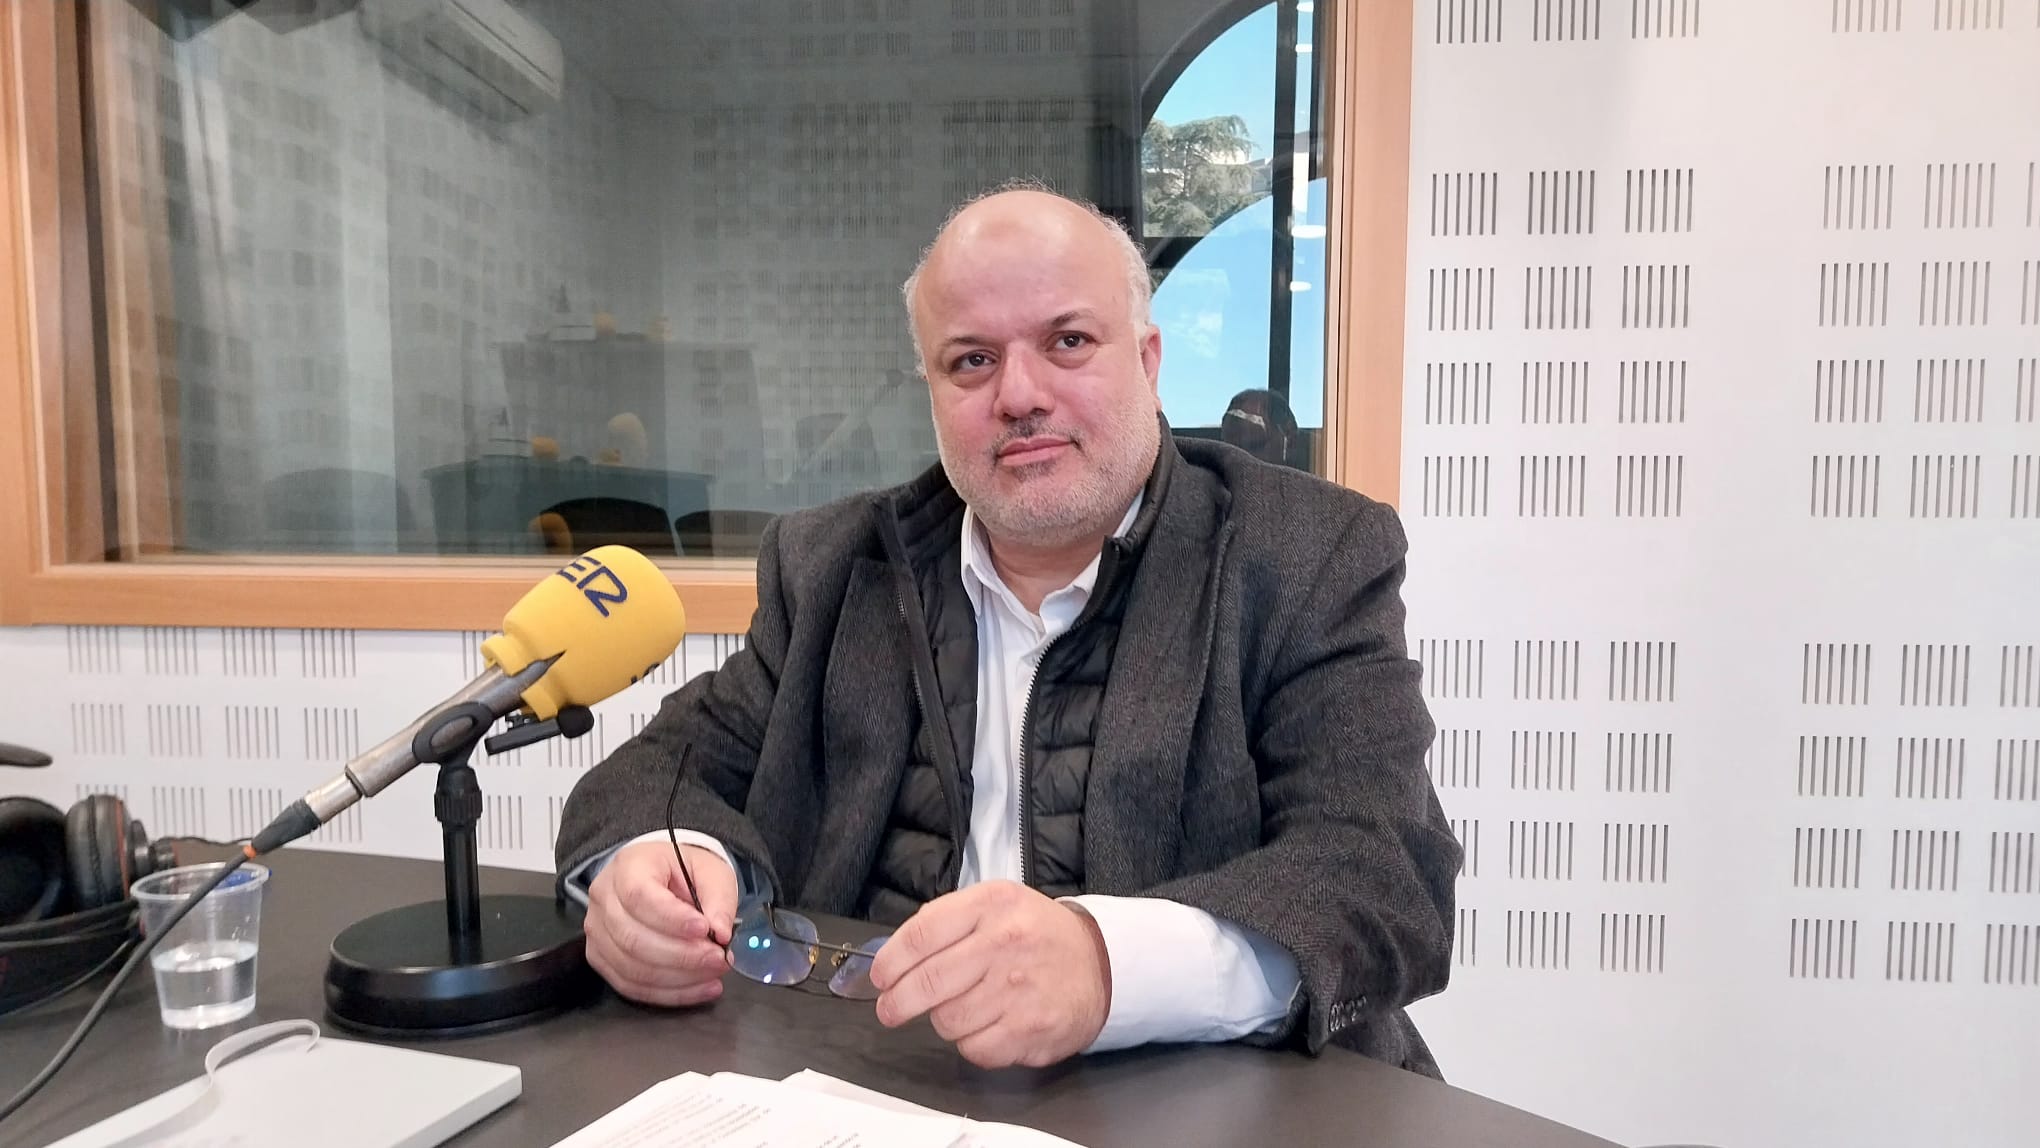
1085, 460, 1233, 895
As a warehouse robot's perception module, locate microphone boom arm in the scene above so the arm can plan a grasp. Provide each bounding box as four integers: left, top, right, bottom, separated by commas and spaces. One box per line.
298, 655, 558, 825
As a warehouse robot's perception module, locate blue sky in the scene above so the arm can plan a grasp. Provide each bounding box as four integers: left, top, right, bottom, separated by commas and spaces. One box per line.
1152, 5, 1277, 160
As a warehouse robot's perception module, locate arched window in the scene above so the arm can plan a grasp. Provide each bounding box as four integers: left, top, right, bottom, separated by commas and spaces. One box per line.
1142, 0, 1325, 470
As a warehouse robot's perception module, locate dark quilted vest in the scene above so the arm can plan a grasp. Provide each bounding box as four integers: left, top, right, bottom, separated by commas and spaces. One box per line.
858, 454, 1167, 927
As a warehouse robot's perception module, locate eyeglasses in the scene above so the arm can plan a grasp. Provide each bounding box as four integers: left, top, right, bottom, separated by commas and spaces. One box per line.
666, 750, 890, 999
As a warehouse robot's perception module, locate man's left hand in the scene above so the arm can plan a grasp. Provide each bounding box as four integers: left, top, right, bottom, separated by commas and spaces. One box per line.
868, 880, 1112, 1068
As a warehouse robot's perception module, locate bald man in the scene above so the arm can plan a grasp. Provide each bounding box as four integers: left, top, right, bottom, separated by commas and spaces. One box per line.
556, 185, 1460, 1077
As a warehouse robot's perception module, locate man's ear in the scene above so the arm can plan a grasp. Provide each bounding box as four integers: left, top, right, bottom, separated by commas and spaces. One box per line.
1140, 324, 1163, 398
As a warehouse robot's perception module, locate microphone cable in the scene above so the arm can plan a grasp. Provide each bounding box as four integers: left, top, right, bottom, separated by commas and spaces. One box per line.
0, 846, 251, 1125
0, 934, 136, 1023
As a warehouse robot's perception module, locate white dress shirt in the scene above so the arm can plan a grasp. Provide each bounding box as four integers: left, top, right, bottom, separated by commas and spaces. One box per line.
574, 495, 1301, 1052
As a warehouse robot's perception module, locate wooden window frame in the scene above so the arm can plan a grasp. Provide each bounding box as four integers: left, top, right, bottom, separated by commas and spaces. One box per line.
0, 0, 1407, 633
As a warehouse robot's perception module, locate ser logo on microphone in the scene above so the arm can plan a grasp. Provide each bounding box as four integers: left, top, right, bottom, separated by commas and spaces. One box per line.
554, 555, 628, 617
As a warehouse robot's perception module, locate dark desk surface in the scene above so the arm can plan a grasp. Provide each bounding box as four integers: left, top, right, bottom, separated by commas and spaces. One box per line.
0, 849, 1620, 1148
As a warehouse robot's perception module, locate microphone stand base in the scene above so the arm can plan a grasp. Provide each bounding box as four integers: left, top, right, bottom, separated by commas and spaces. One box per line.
323, 893, 597, 1039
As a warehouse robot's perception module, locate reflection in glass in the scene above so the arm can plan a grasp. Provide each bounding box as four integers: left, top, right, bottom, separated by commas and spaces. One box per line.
65, 1, 1335, 560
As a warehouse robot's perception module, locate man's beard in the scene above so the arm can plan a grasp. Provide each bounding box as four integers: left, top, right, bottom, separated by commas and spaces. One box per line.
936, 405, 1159, 549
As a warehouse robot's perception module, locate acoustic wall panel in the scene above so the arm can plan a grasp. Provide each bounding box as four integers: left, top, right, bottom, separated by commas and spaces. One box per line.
1607, 731, 1674, 792
1824, 163, 1896, 229
1625, 168, 1695, 233
1790, 917, 1860, 978
1894, 736, 1967, 798
1521, 361, 1591, 423
1598, 911, 1666, 971
1526, 171, 1597, 234
1436, 0, 1506, 44
1617, 360, 1688, 423
1511, 730, 1579, 789
1428, 727, 1485, 788
0, 625, 745, 881
1815, 359, 1886, 423
1453, 817, 1484, 877
1797, 734, 1869, 796
1923, 161, 1997, 228
2004, 644, 2040, 707
1425, 361, 1496, 423
1982, 923, 2039, 985
1993, 738, 2040, 801
1912, 357, 1988, 422
1506, 909, 1573, 969
1794, 826, 1865, 888
140, 628, 200, 677
1631, 0, 1703, 38
1404, 3, 2038, 1145
1456, 906, 1481, 966
1531, 0, 1604, 42
1431, 171, 1502, 237
1931, 0, 2009, 32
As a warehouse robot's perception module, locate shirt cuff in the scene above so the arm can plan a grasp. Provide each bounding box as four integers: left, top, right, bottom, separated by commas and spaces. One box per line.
1064, 894, 1302, 1053
560, 831, 753, 907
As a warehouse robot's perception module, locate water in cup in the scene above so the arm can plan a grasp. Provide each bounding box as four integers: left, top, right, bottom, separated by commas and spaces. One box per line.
150, 938, 259, 1029
131, 861, 269, 1030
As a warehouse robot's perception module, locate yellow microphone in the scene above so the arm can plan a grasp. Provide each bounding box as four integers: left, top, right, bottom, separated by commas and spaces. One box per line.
250, 547, 685, 854
481, 544, 686, 721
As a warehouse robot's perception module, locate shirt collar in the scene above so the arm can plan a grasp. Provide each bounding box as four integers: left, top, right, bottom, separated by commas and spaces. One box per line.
959, 491, 1144, 621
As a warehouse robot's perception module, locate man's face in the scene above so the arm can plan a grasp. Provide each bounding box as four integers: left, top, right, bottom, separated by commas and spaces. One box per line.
910, 194, 1163, 547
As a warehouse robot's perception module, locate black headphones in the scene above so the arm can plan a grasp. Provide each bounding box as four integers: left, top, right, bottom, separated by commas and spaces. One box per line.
0, 743, 177, 1016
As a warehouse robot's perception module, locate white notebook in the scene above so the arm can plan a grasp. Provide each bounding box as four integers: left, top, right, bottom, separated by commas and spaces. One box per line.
49, 1022, 521, 1148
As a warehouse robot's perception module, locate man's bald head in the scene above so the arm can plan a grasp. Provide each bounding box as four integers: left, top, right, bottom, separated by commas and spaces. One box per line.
901, 182, 1152, 370
900, 181, 1164, 552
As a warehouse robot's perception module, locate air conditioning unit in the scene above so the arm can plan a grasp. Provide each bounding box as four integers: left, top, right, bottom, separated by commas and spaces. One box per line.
360, 0, 563, 119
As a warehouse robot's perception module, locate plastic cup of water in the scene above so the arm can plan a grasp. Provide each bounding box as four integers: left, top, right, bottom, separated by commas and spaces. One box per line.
131, 862, 269, 1030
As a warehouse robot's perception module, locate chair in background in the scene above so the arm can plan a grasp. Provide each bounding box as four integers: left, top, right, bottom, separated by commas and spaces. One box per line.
534, 496, 678, 556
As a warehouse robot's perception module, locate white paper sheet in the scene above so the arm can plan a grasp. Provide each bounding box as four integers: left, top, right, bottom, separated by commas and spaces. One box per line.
546, 1071, 968, 1148
777, 1070, 1086, 1148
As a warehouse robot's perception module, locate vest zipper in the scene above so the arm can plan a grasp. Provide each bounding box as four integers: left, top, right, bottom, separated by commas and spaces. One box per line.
1014, 631, 1064, 890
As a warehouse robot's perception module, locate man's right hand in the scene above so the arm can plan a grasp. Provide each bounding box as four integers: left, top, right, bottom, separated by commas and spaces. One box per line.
584, 840, 738, 1007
